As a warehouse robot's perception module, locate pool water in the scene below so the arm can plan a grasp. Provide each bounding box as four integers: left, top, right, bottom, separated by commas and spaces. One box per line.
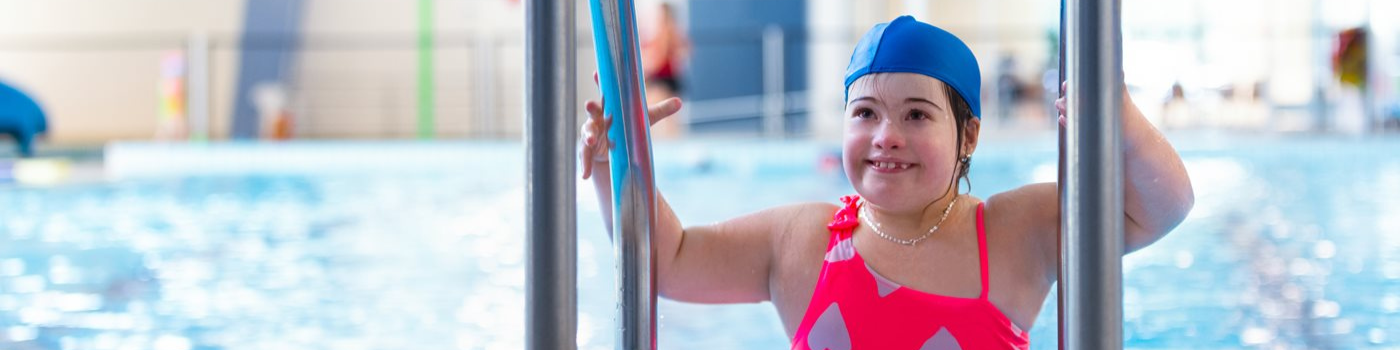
2, 135, 1398, 349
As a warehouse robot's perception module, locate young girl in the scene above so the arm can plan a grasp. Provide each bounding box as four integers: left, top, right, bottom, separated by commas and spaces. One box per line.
580, 16, 1193, 349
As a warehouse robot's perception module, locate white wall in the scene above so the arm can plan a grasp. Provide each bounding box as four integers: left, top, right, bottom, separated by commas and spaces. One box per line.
0, 0, 533, 144
1, 0, 1357, 145
0, 0, 246, 145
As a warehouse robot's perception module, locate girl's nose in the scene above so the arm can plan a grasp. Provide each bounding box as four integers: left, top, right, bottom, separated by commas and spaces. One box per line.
871, 122, 904, 150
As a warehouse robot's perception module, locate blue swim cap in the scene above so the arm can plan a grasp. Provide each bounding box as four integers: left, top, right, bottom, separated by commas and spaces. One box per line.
845, 16, 982, 118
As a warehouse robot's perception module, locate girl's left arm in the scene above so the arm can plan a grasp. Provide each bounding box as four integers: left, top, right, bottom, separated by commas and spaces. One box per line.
1116, 87, 1194, 252
1055, 84, 1194, 253
995, 85, 1195, 283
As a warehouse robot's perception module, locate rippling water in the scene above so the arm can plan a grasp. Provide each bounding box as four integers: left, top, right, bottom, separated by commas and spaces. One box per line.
2, 136, 1397, 349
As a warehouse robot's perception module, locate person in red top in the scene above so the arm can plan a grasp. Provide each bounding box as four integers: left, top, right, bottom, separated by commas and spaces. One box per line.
641, 2, 688, 96
580, 15, 1194, 349
640, 2, 689, 139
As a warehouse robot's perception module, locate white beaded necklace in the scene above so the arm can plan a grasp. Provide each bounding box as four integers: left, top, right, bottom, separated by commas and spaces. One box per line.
859, 196, 959, 246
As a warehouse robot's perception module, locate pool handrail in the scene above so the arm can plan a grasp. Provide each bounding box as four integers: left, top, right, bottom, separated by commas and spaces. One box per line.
1059, 0, 1125, 349
525, 0, 578, 348
587, 0, 659, 349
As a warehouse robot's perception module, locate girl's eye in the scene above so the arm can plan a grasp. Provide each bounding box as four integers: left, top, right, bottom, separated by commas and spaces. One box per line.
908, 110, 929, 120
854, 108, 874, 119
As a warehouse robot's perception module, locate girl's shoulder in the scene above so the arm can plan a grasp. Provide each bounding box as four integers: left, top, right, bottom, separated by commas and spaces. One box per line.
779, 201, 844, 234
985, 182, 1060, 280
766, 201, 844, 250
985, 182, 1059, 229
728, 201, 841, 244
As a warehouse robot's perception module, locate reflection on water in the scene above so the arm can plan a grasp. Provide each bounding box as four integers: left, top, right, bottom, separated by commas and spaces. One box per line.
1, 137, 1398, 349
1120, 139, 1400, 349
2, 174, 528, 350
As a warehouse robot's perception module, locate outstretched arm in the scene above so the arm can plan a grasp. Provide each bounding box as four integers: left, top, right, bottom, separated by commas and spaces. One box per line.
579, 93, 784, 303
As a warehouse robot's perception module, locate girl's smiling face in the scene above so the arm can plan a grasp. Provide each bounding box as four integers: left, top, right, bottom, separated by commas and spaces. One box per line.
843, 72, 978, 212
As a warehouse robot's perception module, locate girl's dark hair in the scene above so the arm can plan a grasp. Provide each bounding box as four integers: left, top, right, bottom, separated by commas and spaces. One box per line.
943, 87, 976, 199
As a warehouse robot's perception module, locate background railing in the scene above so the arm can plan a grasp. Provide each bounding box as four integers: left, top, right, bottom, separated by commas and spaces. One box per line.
1, 21, 1397, 143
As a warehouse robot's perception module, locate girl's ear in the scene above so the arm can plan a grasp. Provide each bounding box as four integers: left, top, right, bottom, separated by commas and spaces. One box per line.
962, 117, 981, 156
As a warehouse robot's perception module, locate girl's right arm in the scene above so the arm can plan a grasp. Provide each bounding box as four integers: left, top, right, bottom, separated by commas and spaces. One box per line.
579, 96, 801, 304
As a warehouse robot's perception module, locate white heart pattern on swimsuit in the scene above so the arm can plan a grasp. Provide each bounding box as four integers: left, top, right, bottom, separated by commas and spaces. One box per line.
804, 302, 965, 350
824, 238, 856, 263
919, 327, 963, 350
806, 303, 851, 350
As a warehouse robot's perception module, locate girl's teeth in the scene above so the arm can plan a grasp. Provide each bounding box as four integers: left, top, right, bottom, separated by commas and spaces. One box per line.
873, 162, 910, 170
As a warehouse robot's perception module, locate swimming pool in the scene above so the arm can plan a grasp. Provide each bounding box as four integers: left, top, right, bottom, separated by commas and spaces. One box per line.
2, 134, 1398, 349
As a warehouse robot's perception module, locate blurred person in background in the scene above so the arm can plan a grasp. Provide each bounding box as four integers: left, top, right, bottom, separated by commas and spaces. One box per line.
995, 55, 1023, 123
1161, 81, 1191, 129
996, 54, 1050, 129
0, 79, 48, 158
641, 2, 690, 139
253, 82, 294, 140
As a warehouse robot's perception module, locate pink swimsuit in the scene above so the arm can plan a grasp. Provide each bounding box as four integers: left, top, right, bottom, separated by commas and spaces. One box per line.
791, 195, 1031, 350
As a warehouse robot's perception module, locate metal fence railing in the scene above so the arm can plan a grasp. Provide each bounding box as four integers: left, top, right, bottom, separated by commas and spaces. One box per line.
2, 18, 1392, 141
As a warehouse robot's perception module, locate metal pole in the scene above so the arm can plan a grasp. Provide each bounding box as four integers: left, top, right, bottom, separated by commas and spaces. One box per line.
1060, 0, 1123, 348
1055, 0, 1068, 347
186, 31, 210, 142
762, 25, 786, 139
587, 0, 657, 348
473, 33, 497, 138
1362, 6, 1376, 134
1309, 0, 1328, 132
525, 0, 577, 347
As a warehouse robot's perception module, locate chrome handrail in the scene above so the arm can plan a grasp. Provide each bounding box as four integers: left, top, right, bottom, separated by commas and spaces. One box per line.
525, 0, 577, 347
587, 0, 658, 348
1059, 0, 1124, 348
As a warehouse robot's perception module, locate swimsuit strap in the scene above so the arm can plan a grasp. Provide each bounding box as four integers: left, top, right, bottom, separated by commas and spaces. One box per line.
827, 195, 863, 248
977, 202, 990, 300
